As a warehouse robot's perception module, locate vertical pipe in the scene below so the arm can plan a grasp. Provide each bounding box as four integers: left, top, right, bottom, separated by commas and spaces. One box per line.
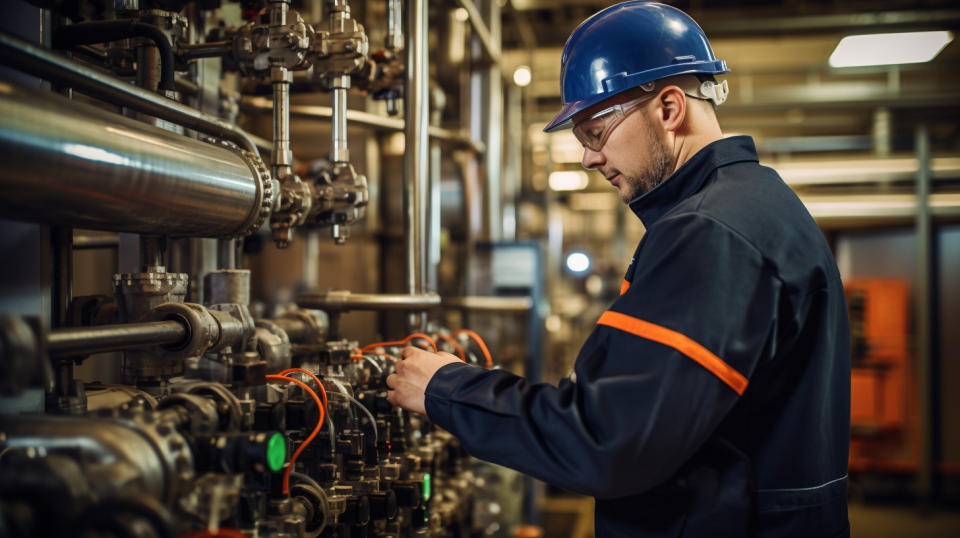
330, 75, 350, 164
52, 227, 74, 408
139, 235, 166, 271
915, 125, 935, 502
385, 0, 403, 51
404, 0, 428, 331
272, 74, 292, 176
484, 0, 503, 242
217, 238, 237, 270
51, 227, 72, 328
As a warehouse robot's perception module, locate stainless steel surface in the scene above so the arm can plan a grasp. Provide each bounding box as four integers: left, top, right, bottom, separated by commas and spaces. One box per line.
915, 125, 934, 502
386, 0, 403, 51
48, 320, 186, 357
404, 0, 430, 331
442, 296, 533, 312
296, 290, 441, 312
0, 32, 264, 160
272, 71, 293, 175
0, 80, 264, 237
330, 75, 351, 163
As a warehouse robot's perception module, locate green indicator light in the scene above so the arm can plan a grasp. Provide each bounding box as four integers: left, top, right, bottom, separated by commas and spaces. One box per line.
266, 432, 286, 472
423, 473, 431, 501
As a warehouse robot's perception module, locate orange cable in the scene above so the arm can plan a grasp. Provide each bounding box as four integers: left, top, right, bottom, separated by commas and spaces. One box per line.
453, 329, 493, 368
265, 374, 324, 495
434, 333, 466, 362
360, 332, 438, 353
279, 368, 328, 410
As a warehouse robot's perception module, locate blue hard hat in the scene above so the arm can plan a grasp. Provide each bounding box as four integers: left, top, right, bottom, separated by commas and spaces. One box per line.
543, 1, 729, 133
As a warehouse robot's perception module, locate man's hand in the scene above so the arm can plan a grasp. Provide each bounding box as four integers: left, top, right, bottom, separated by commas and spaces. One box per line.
386, 346, 462, 416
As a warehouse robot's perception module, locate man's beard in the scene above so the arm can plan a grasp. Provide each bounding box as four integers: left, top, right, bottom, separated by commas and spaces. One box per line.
619, 130, 672, 202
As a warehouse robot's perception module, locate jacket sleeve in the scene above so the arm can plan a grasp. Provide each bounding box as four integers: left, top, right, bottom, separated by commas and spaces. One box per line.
424, 212, 781, 498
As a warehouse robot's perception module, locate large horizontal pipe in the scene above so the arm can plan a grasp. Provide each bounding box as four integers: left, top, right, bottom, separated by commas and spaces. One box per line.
0, 32, 263, 159
297, 290, 441, 312
48, 321, 187, 357
0, 80, 268, 237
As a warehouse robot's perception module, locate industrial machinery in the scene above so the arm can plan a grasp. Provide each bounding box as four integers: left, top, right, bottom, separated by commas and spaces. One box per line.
0, 0, 519, 536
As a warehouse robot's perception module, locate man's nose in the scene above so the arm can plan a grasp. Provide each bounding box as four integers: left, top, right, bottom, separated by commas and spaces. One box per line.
581, 146, 605, 170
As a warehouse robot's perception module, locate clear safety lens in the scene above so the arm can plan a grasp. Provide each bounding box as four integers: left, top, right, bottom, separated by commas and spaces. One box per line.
572, 95, 653, 151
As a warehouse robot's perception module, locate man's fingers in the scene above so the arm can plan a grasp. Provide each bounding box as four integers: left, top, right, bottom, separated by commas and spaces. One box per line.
386, 373, 397, 389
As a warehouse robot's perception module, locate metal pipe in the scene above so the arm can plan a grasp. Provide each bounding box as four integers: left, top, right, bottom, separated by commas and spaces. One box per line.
48, 320, 186, 357
442, 296, 532, 312
296, 290, 441, 312
241, 99, 485, 153
73, 231, 120, 250
455, 0, 502, 66
386, 0, 403, 51
178, 40, 233, 60
915, 125, 935, 502
330, 74, 350, 163
272, 72, 293, 176
52, 20, 176, 91
0, 80, 267, 237
0, 32, 263, 159
404, 0, 429, 330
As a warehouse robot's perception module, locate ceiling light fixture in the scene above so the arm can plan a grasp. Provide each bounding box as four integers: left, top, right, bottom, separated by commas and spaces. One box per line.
513, 65, 532, 87
829, 31, 953, 68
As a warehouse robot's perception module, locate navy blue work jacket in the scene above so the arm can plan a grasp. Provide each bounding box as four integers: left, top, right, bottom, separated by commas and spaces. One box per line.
425, 136, 851, 537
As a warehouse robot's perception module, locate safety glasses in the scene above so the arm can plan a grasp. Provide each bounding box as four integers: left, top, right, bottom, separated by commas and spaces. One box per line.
572, 94, 655, 151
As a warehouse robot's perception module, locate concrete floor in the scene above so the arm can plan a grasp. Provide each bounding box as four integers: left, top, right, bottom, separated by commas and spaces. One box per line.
849, 503, 960, 537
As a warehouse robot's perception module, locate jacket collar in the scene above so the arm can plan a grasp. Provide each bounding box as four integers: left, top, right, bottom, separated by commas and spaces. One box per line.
628, 135, 759, 226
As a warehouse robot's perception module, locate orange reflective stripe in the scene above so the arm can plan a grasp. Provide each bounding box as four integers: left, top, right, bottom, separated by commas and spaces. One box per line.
596, 310, 748, 395
620, 279, 630, 295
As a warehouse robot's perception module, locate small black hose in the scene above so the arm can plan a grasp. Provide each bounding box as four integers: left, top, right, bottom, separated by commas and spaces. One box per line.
53, 20, 176, 91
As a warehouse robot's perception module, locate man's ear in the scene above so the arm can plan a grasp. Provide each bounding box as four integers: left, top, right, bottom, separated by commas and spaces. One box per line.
654, 86, 687, 134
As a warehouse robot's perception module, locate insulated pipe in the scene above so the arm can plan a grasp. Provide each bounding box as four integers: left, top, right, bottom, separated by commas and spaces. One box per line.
403, 0, 429, 330
0, 81, 267, 237
48, 321, 187, 357
52, 20, 176, 91
0, 32, 263, 160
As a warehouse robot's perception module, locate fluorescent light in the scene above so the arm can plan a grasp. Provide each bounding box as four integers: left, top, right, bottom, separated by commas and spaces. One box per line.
513, 65, 532, 87
565, 252, 591, 273
549, 170, 589, 191
829, 31, 953, 68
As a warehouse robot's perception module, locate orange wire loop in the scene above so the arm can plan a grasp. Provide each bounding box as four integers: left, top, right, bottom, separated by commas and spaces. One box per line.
434, 333, 466, 362
453, 329, 493, 368
266, 374, 325, 495
279, 368, 328, 410
360, 332, 438, 354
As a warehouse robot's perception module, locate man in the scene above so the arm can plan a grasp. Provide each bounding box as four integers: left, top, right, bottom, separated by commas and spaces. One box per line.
387, 2, 850, 537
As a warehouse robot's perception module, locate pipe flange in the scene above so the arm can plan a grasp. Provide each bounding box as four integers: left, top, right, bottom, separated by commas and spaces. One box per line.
236, 149, 274, 237
147, 302, 218, 360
